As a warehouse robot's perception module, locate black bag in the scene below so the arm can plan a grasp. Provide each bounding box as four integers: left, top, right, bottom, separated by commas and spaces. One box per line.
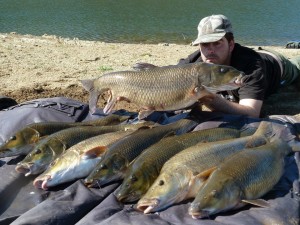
0, 97, 90, 144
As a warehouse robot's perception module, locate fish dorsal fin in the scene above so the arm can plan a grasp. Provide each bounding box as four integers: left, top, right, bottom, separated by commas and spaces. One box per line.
82, 146, 108, 159
253, 121, 274, 138
163, 131, 176, 138
245, 137, 267, 148
195, 166, 217, 181
132, 62, 157, 71
137, 126, 152, 130
241, 199, 270, 208
138, 110, 155, 120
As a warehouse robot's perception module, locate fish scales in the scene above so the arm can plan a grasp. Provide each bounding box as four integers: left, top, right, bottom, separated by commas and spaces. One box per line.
82, 62, 243, 118
15, 122, 153, 176
0, 114, 129, 158
136, 121, 275, 213
33, 130, 135, 190
189, 139, 289, 218
116, 126, 256, 202
84, 119, 198, 187
225, 151, 281, 196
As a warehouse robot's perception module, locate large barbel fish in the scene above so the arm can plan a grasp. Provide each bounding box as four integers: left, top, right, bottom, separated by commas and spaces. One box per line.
84, 119, 198, 187
33, 130, 135, 190
115, 126, 256, 203
15, 121, 154, 176
136, 121, 279, 214
188, 138, 290, 219
0, 114, 130, 158
81, 62, 243, 119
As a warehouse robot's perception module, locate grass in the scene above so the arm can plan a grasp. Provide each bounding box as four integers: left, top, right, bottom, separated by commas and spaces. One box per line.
99, 65, 113, 72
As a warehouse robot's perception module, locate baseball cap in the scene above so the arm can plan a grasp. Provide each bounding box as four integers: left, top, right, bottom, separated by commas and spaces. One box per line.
192, 14, 233, 46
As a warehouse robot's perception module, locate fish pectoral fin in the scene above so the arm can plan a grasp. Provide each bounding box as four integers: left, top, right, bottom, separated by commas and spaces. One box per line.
138, 110, 155, 120
103, 97, 118, 114
241, 199, 270, 208
48, 139, 67, 154
83, 146, 108, 159
195, 166, 217, 181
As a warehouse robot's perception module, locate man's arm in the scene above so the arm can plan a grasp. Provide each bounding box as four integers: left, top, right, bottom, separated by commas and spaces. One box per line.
200, 93, 263, 118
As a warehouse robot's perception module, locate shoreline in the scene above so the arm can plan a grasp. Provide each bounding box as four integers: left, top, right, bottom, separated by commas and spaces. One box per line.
1, 32, 300, 114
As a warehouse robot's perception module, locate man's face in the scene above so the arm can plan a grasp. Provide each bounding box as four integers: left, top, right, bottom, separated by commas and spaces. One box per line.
199, 37, 234, 65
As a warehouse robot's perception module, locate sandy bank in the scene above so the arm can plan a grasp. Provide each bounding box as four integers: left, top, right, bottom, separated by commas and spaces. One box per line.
1, 33, 300, 114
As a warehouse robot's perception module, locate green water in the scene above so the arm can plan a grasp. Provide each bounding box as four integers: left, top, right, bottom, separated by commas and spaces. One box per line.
0, 0, 299, 45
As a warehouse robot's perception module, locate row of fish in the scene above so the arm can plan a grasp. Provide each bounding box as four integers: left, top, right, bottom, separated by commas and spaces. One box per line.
1, 113, 299, 219
135, 121, 293, 218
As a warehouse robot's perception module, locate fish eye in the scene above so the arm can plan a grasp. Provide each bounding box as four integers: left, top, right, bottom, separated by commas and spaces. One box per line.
220, 67, 229, 73
210, 190, 218, 198
35, 149, 42, 154
158, 180, 164, 186
10, 136, 17, 141
100, 164, 108, 170
131, 175, 138, 182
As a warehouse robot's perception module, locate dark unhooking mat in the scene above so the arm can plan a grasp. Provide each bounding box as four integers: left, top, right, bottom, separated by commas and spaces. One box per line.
0, 97, 299, 225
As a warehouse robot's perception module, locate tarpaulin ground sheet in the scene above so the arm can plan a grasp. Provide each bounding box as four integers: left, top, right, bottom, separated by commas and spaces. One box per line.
0, 98, 299, 225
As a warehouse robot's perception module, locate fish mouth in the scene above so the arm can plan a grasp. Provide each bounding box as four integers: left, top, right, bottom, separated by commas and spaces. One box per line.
33, 175, 51, 190
137, 198, 160, 214
15, 163, 33, 176
84, 178, 101, 188
188, 208, 210, 219
115, 190, 138, 203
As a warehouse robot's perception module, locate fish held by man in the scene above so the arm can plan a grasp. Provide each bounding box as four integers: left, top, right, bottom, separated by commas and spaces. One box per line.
188, 138, 290, 219
0, 114, 130, 158
81, 62, 243, 119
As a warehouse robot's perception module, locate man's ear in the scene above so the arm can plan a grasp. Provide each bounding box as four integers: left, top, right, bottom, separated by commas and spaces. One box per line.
229, 39, 235, 52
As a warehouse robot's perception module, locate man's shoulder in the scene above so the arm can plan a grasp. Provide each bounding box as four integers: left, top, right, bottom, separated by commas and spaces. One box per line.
233, 43, 260, 56
177, 50, 201, 65
231, 43, 263, 68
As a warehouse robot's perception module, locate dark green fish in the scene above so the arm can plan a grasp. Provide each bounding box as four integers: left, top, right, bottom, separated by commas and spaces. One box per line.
115, 126, 256, 203
0, 114, 130, 158
15, 121, 153, 176
84, 119, 198, 187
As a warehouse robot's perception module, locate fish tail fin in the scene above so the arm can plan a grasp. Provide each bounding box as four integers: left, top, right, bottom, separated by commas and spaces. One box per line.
81, 79, 102, 114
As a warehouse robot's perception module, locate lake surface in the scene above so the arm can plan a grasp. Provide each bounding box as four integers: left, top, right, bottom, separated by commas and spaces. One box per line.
1, 0, 299, 46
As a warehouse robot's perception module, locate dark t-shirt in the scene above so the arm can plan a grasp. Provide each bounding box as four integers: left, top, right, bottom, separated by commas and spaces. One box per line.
178, 43, 281, 102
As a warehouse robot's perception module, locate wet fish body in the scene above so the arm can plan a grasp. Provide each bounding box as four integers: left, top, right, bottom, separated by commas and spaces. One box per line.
15, 121, 154, 176
0, 114, 130, 158
84, 119, 198, 187
136, 121, 275, 213
81, 62, 243, 119
33, 130, 135, 190
115, 126, 256, 202
188, 139, 290, 219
